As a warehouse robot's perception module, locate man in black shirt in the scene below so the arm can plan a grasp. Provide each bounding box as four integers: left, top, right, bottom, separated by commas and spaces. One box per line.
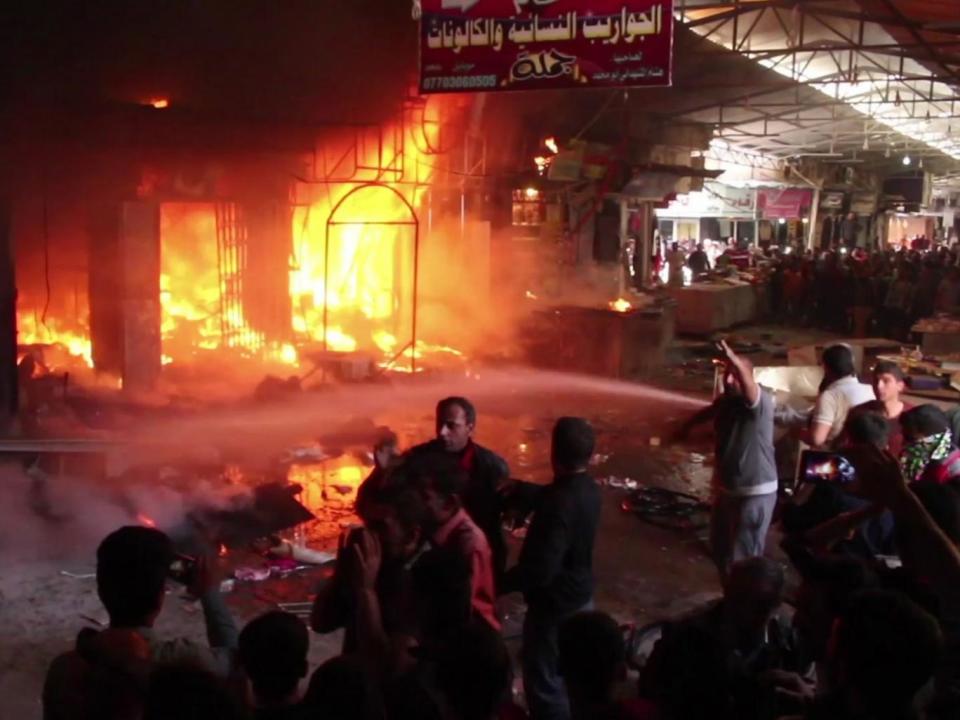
502, 417, 602, 720
356, 396, 511, 585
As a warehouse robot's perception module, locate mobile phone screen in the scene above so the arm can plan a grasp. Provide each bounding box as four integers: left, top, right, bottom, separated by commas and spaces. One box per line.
800, 450, 856, 485
168, 554, 198, 585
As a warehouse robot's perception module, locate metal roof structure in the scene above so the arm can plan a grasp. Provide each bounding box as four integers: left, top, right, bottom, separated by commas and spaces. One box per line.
666, 0, 960, 182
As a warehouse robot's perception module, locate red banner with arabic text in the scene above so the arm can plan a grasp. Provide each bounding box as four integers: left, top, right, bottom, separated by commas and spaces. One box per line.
756, 188, 813, 219
420, 0, 674, 94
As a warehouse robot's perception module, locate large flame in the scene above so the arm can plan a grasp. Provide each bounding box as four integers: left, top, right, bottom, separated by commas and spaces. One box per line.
17, 97, 466, 375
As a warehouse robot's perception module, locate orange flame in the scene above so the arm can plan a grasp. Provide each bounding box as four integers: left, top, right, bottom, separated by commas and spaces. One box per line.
18, 315, 93, 368
608, 298, 632, 313
19, 97, 465, 375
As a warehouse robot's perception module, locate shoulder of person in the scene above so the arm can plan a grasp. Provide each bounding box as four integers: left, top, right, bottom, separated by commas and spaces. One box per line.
150, 636, 218, 673
408, 439, 443, 456
473, 444, 509, 472
450, 514, 490, 554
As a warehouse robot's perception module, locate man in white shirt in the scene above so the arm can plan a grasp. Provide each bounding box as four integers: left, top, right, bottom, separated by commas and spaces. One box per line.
809, 344, 876, 447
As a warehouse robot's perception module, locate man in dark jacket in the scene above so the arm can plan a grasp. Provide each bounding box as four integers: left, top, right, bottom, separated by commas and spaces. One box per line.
502, 417, 602, 720
356, 396, 511, 584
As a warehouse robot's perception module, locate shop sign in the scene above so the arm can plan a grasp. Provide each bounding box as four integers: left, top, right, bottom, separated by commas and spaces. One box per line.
420, 0, 674, 94
756, 187, 813, 219
658, 182, 754, 217
820, 191, 845, 209
850, 191, 878, 215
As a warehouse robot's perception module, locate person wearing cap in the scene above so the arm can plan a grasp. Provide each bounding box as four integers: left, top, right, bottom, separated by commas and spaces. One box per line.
808, 344, 875, 448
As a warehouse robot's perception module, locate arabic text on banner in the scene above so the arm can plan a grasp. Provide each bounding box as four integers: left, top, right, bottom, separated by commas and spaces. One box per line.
420, 0, 674, 94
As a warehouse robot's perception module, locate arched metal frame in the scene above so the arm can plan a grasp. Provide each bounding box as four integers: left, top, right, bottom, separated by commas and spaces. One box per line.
324, 182, 420, 373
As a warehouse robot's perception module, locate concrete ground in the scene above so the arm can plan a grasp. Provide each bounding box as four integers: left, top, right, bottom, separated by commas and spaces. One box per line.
0, 323, 842, 719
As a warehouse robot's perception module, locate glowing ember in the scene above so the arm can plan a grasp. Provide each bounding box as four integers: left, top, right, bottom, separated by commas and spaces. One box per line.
146, 98, 169, 109
609, 298, 632, 313
136, 513, 157, 528
545, 136, 559, 154
289, 458, 367, 515
18, 315, 93, 368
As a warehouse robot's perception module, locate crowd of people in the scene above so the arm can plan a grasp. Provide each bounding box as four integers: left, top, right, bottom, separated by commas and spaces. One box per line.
41, 366, 960, 719
766, 245, 960, 339
659, 237, 960, 341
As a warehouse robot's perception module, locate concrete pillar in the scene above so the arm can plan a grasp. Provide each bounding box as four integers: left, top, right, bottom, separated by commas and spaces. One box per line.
808, 188, 820, 250
0, 198, 18, 424
637, 201, 653, 288
618, 198, 630, 295
120, 202, 161, 393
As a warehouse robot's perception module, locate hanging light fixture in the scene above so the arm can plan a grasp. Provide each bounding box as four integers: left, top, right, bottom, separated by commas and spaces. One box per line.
903, 154, 912, 166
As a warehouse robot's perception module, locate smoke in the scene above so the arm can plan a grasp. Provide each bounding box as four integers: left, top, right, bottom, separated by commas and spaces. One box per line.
0, 366, 706, 564
126, 366, 707, 465
0, 463, 251, 565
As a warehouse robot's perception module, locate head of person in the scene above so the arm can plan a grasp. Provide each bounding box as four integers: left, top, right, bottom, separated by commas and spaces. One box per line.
722, 355, 753, 398
872, 360, 905, 404
364, 483, 426, 561
842, 410, 889, 450
436, 397, 476, 453
900, 403, 950, 445
144, 664, 246, 720
238, 611, 308, 707
551, 417, 595, 475
826, 590, 942, 715
788, 550, 878, 661
558, 611, 626, 708
434, 621, 513, 720
413, 455, 468, 528
303, 655, 383, 720
722, 557, 786, 642
821, 344, 856, 384
96, 526, 174, 629
670, 241, 678, 252
696, 243, 704, 251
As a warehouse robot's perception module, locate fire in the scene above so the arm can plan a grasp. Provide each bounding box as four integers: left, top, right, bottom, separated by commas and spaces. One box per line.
289, 458, 367, 515
136, 513, 157, 528
18, 315, 93, 368
609, 298, 632, 313
18, 96, 466, 377
545, 136, 559, 153
160, 204, 225, 360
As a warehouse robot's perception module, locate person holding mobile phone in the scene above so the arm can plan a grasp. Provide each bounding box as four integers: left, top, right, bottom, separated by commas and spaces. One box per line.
44, 526, 238, 720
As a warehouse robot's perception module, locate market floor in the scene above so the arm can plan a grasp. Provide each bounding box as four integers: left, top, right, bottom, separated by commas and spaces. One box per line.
0, 330, 826, 719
